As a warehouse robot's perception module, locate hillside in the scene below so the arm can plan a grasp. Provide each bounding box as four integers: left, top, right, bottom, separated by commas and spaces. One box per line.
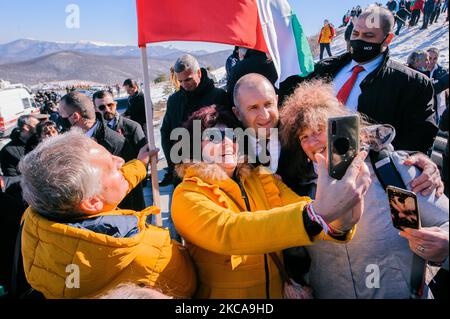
0, 49, 231, 85
0, 39, 209, 64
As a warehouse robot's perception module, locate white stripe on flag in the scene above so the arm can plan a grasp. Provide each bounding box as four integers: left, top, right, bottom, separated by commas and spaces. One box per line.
256, 0, 314, 87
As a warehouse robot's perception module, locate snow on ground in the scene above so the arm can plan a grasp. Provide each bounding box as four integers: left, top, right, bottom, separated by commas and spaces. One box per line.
326, 14, 449, 68
210, 66, 227, 83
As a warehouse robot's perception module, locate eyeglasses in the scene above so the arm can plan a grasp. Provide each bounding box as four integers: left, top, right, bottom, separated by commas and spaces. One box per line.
202, 130, 238, 144
97, 102, 115, 111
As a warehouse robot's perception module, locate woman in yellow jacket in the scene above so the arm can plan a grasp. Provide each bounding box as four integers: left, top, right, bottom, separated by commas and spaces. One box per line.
19, 131, 196, 299
171, 105, 371, 299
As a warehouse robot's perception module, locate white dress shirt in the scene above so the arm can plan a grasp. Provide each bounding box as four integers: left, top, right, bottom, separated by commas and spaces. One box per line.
85, 120, 99, 138
333, 54, 384, 112
248, 134, 281, 173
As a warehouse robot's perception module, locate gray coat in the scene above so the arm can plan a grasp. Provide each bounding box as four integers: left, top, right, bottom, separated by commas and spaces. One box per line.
290, 151, 449, 299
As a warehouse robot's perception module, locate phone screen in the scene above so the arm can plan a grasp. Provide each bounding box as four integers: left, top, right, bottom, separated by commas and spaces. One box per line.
387, 187, 420, 230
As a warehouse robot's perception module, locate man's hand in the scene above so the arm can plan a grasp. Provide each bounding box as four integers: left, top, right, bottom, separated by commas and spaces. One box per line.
404, 153, 444, 197
137, 144, 159, 167
313, 151, 371, 225
399, 227, 449, 263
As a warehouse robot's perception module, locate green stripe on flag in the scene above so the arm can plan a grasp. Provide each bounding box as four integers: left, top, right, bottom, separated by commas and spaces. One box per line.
291, 13, 314, 77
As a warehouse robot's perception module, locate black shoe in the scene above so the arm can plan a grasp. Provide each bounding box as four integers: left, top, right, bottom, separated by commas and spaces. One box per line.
159, 172, 173, 187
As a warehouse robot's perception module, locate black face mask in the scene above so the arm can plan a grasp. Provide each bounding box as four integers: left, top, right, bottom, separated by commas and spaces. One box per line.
59, 117, 72, 131
350, 35, 388, 63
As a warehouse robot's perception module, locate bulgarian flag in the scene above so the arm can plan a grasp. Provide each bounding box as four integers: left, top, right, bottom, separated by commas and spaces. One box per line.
136, 0, 314, 85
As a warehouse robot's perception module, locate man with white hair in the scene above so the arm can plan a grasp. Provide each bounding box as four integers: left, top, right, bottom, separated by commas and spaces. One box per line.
18, 131, 196, 299
160, 54, 228, 186
407, 50, 430, 75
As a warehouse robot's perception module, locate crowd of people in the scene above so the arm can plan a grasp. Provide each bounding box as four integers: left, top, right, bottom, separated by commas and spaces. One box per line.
0, 5, 449, 300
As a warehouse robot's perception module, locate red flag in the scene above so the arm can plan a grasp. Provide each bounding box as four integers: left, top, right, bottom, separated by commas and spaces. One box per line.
136, 0, 268, 52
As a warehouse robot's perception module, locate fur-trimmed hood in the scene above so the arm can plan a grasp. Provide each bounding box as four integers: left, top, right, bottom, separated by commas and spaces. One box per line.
176, 161, 253, 184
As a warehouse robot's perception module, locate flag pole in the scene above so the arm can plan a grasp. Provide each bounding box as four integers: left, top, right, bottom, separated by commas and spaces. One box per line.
140, 45, 162, 227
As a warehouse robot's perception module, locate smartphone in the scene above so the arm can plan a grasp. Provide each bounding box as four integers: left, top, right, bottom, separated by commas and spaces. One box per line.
387, 186, 421, 230
327, 114, 360, 180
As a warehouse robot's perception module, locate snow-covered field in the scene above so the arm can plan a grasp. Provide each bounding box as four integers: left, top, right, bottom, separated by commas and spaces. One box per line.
328, 14, 449, 68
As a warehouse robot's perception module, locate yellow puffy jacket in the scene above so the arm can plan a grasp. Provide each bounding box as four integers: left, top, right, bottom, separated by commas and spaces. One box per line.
21, 160, 196, 299
172, 163, 354, 299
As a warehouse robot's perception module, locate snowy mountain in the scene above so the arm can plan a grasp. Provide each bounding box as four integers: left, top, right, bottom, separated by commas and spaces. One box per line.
0, 50, 231, 85
327, 15, 449, 68
0, 39, 210, 64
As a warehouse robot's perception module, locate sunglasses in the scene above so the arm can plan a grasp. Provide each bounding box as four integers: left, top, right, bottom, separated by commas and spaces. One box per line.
97, 102, 115, 111
203, 130, 238, 144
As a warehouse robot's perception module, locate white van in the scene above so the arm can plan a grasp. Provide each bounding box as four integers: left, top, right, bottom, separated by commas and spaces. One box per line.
0, 81, 39, 137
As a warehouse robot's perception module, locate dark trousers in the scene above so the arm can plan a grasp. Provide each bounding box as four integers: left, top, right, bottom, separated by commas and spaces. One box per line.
319, 43, 332, 60
410, 9, 421, 26
396, 20, 405, 35
431, 7, 441, 22
422, 11, 432, 28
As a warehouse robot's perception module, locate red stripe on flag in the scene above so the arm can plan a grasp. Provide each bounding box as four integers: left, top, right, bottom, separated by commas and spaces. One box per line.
136, 0, 268, 52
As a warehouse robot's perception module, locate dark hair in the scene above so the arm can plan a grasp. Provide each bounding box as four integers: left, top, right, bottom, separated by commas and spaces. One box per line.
183, 105, 240, 133
36, 120, 58, 138
17, 115, 38, 130
123, 79, 138, 88
92, 90, 113, 103
60, 92, 96, 120
180, 105, 240, 162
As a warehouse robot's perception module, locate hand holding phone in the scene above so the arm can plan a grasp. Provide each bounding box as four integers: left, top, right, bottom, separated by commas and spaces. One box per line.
387, 186, 421, 230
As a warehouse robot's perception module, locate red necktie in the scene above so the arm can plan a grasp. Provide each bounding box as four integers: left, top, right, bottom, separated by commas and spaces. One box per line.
336, 65, 365, 105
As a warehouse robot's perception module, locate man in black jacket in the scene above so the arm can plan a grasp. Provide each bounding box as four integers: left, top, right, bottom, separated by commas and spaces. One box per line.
93, 90, 147, 210
58, 92, 139, 210
123, 79, 146, 130
0, 115, 39, 176
280, 6, 438, 154
93, 90, 147, 153
160, 54, 228, 186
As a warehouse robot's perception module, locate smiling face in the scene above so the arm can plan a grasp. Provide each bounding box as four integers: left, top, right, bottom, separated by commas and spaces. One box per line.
201, 124, 238, 176
299, 126, 328, 163
233, 79, 279, 139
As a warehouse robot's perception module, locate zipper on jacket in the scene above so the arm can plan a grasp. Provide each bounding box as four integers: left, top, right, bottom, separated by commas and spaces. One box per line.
235, 176, 270, 299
